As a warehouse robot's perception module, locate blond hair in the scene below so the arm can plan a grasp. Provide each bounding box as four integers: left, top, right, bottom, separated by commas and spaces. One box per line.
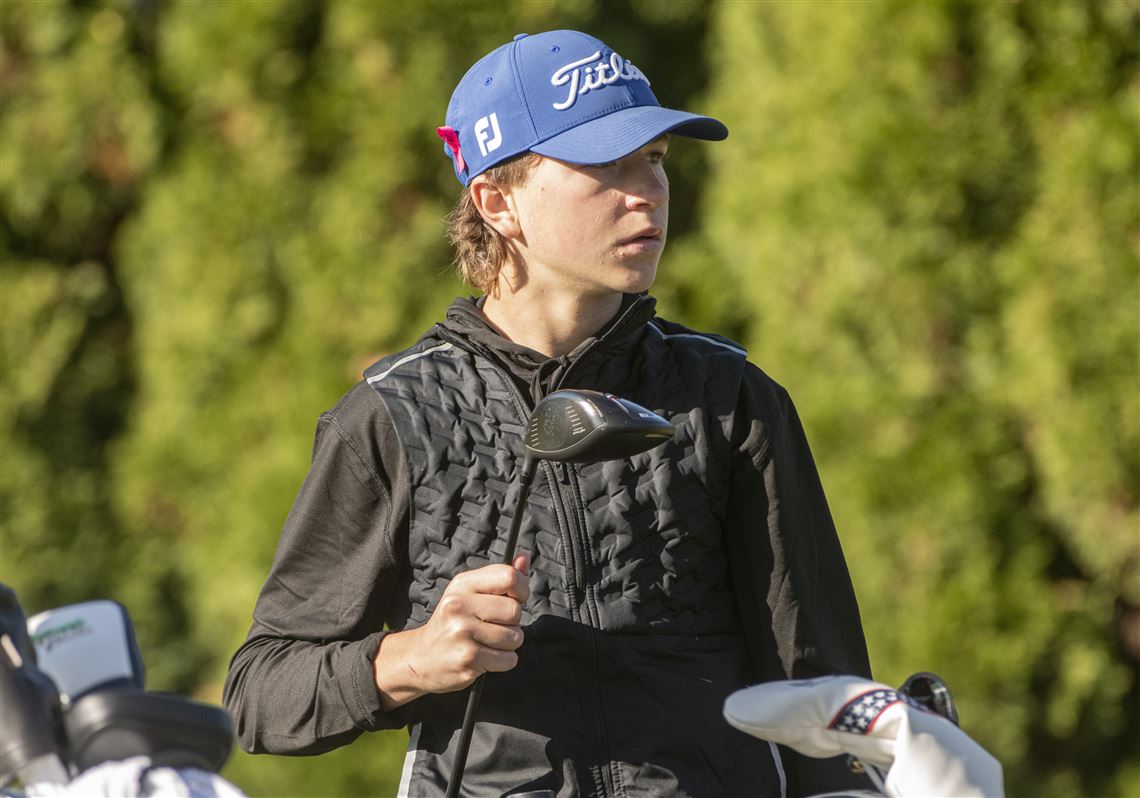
446, 151, 542, 293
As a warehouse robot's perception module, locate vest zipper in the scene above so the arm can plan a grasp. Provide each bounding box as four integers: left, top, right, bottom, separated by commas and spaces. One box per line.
562, 463, 601, 627
551, 460, 587, 618
434, 327, 593, 621
562, 460, 618, 798
437, 325, 622, 797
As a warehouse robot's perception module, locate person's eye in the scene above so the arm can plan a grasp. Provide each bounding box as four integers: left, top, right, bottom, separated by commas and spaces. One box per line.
648, 149, 668, 164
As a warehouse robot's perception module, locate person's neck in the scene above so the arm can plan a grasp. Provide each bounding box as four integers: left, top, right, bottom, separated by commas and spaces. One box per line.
481, 286, 624, 359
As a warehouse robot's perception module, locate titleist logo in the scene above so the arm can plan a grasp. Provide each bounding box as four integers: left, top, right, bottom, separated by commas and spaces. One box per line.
551, 50, 650, 111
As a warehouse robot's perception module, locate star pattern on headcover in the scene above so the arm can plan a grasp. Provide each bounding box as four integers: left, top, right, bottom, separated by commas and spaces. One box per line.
829, 689, 927, 734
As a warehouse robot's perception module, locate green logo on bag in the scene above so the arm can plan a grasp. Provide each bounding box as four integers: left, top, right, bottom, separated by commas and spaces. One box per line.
32, 619, 91, 653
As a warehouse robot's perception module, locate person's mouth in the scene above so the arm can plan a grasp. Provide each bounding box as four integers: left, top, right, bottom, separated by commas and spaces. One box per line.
618, 227, 664, 247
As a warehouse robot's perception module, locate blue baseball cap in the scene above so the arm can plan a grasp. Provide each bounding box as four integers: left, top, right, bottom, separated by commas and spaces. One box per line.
437, 30, 728, 186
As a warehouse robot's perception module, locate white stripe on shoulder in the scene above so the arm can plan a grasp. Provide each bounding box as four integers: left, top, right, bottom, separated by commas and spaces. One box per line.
647, 322, 747, 355
366, 342, 454, 384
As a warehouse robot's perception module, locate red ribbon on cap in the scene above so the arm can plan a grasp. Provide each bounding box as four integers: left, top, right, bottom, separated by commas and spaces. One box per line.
436, 126, 467, 175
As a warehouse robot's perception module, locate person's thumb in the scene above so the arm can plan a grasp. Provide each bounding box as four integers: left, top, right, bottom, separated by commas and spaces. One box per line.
513, 551, 531, 576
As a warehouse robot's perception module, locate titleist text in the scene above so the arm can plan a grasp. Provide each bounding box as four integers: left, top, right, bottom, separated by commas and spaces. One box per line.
551, 51, 650, 111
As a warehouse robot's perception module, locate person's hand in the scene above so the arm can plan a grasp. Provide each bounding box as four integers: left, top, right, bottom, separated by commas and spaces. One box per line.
373, 553, 530, 710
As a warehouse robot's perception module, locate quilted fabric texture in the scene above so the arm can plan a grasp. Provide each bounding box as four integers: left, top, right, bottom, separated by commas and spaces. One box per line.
366, 319, 746, 638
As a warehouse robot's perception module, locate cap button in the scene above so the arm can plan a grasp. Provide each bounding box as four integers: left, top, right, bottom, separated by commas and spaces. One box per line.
513, 33, 528, 41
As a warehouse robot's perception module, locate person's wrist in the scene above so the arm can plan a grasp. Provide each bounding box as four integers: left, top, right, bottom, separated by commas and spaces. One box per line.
374, 628, 423, 711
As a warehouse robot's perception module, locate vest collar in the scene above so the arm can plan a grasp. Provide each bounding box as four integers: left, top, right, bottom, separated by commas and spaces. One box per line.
436, 293, 657, 400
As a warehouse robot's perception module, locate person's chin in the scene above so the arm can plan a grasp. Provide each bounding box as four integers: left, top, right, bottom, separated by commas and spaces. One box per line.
616, 260, 659, 293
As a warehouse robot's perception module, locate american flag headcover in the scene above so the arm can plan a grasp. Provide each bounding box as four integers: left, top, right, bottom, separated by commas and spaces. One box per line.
722, 675, 1004, 798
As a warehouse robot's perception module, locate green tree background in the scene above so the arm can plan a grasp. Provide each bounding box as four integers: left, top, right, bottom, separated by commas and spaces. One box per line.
1, 1, 1136, 795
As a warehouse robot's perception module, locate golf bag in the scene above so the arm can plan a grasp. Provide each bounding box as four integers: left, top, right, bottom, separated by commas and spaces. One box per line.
0, 584, 243, 797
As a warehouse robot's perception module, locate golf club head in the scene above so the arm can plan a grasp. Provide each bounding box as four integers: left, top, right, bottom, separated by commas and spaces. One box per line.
525, 389, 673, 463
900, 671, 959, 726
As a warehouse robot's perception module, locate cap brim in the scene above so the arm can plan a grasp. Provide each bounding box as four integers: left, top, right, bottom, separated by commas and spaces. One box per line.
530, 106, 727, 165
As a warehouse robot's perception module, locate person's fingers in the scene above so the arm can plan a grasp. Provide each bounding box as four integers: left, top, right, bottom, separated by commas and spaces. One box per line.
448, 561, 530, 603
469, 594, 523, 627
505, 555, 530, 603
471, 619, 525, 652
450, 563, 524, 597
475, 647, 519, 674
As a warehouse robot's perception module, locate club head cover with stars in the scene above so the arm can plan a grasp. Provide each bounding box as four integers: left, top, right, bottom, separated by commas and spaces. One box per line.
723, 675, 1004, 798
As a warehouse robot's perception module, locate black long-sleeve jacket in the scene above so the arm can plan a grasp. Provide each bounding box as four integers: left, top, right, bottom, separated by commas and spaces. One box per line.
224, 295, 871, 796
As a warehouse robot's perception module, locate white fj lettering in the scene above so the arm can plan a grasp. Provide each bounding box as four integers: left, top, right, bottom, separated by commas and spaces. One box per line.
475, 113, 502, 156
550, 50, 650, 111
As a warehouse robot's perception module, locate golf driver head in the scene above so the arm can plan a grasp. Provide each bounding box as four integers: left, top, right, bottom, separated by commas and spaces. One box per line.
900, 671, 959, 726
525, 389, 673, 462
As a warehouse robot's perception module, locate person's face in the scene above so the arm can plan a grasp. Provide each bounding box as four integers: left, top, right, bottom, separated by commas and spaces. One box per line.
507, 136, 669, 298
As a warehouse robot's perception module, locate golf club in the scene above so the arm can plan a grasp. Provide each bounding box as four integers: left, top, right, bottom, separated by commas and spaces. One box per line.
445, 390, 674, 798
900, 671, 959, 726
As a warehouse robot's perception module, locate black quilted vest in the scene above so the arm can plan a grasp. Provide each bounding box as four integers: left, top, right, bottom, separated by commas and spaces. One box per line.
365, 304, 786, 797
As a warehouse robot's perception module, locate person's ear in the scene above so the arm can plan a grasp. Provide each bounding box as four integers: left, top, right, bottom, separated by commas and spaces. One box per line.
470, 176, 522, 239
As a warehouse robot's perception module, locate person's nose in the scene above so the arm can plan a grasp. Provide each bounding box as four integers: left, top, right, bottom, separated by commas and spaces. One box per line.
624, 162, 668, 211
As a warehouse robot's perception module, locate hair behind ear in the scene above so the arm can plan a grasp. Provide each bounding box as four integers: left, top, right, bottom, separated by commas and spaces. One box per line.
446, 152, 541, 293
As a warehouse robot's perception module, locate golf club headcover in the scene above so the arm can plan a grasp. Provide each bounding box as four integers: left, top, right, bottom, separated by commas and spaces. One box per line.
26, 600, 145, 703
723, 675, 1004, 798
63, 688, 235, 775
61, 755, 246, 797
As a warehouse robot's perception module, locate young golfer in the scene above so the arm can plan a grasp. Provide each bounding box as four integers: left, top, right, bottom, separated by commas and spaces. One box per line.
226, 30, 872, 797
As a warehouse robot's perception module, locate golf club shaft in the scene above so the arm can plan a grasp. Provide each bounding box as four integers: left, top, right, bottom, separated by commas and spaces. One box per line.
445, 461, 536, 798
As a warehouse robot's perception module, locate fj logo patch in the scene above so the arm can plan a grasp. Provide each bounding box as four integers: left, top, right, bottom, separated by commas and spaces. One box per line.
475, 113, 502, 157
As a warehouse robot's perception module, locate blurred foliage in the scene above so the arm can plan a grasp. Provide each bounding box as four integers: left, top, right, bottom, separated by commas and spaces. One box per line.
1, 0, 1136, 796
1, 0, 149, 638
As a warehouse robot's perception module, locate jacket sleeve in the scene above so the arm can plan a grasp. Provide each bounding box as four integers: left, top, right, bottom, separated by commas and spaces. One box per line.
223, 382, 410, 755
724, 367, 875, 797
726, 365, 871, 682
